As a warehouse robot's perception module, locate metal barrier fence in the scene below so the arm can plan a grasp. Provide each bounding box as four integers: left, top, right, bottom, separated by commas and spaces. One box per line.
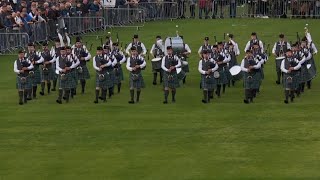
0, 1, 319, 54
102, 7, 145, 27
0, 31, 29, 53
137, 2, 179, 20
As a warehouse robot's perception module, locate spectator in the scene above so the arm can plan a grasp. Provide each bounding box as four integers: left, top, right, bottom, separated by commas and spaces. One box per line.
198, 0, 206, 19
89, 0, 101, 15
189, 0, 195, 19
230, 0, 236, 18
14, 11, 24, 27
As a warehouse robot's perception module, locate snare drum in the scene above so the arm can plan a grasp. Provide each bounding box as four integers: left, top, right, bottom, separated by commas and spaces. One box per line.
229, 65, 242, 81
151, 57, 162, 71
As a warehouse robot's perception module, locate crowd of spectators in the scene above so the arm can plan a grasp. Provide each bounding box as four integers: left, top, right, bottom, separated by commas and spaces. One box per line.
1, 0, 320, 31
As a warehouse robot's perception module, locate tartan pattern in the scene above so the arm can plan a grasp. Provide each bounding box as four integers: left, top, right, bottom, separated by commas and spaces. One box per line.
41, 66, 54, 81
114, 67, 124, 84
70, 69, 78, 88
16, 76, 32, 89
215, 69, 229, 85
308, 58, 317, 80
283, 72, 300, 90
129, 72, 145, 89
96, 72, 114, 89
51, 62, 58, 80
177, 70, 186, 81
30, 65, 41, 85
243, 72, 260, 89
77, 65, 90, 80
201, 74, 216, 90
152, 61, 162, 73
300, 64, 309, 83
58, 73, 76, 89
163, 71, 180, 89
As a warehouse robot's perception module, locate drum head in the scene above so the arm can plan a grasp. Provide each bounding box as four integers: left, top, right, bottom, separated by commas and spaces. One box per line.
151, 58, 162, 62
307, 64, 312, 69
176, 67, 182, 74
276, 56, 285, 60
229, 65, 241, 76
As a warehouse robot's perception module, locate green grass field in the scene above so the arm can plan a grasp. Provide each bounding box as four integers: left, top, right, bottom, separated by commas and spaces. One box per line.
1, 18, 320, 179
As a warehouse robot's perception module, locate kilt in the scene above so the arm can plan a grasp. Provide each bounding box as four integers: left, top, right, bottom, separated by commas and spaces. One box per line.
215, 69, 228, 85
70, 69, 78, 88
96, 72, 114, 89
243, 72, 260, 89
30, 66, 41, 85
307, 58, 317, 81
114, 67, 124, 84
201, 74, 216, 90
129, 72, 145, 89
107, 69, 115, 86
229, 59, 238, 68
16, 76, 32, 90
58, 73, 76, 89
275, 58, 282, 72
300, 64, 309, 83
52, 63, 58, 80
77, 65, 90, 80
225, 66, 232, 81
163, 71, 180, 89
152, 61, 162, 73
177, 70, 186, 82
41, 66, 54, 81
283, 73, 299, 90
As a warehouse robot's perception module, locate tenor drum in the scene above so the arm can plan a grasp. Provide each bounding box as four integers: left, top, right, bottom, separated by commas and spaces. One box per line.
229, 65, 242, 81
165, 37, 184, 55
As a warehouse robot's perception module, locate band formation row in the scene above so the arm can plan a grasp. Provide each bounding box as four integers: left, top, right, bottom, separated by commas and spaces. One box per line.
13, 29, 317, 105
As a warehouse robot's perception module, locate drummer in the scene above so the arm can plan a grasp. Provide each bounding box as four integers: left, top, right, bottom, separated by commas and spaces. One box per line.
272, 34, 291, 85
198, 37, 212, 58
226, 34, 240, 86
179, 35, 191, 84
150, 35, 165, 85
244, 32, 264, 53
292, 42, 311, 96
125, 34, 147, 57
216, 41, 230, 95
252, 42, 267, 95
301, 36, 317, 89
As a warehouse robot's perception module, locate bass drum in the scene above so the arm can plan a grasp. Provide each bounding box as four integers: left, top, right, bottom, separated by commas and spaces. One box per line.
164, 37, 184, 55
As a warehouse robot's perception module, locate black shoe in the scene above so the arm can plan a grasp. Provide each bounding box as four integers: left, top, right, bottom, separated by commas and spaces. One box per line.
250, 98, 253, 103
51, 88, 56, 91
99, 96, 103, 100
19, 102, 23, 105
128, 100, 135, 104
56, 100, 62, 104
291, 96, 294, 102
153, 81, 157, 85
40, 92, 44, 96
244, 99, 249, 104
202, 100, 207, 104
284, 100, 289, 104
276, 81, 280, 85
94, 100, 98, 104
163, 100, 168, 104
27, 97, 32, 101
63, 97, 66, 100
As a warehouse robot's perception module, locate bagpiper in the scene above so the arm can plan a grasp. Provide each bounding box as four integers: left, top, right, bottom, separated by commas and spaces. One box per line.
126, 47, 146, 104
14, 50, 34, 105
